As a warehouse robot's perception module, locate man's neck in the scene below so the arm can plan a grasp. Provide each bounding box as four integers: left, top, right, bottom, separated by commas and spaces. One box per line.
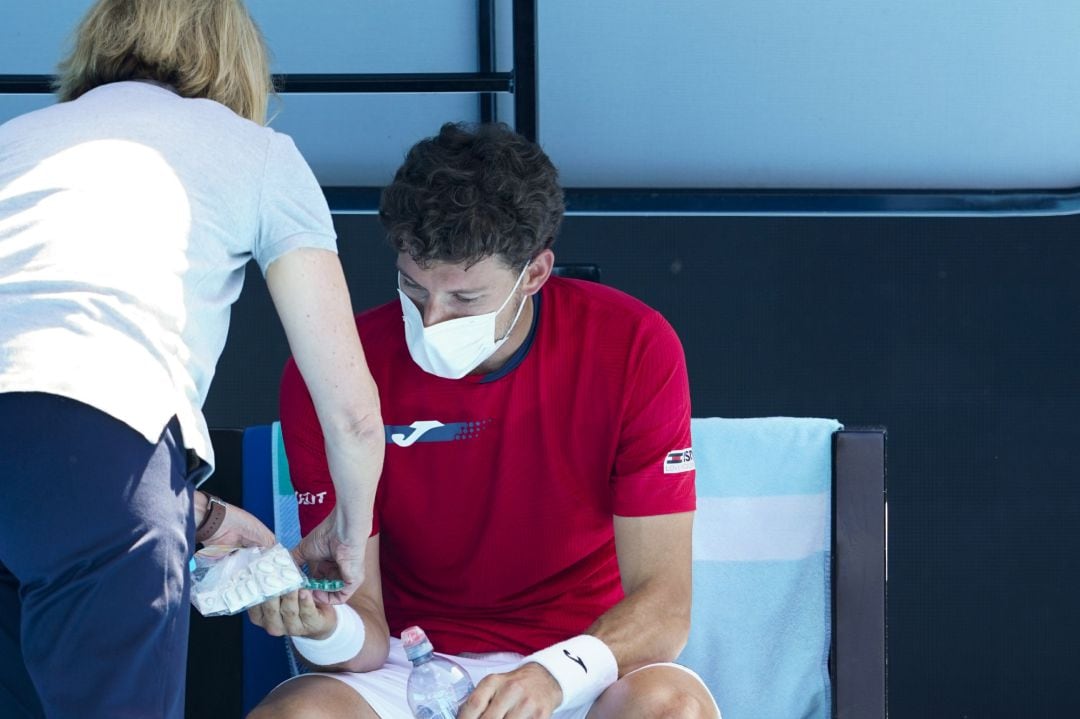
471, 294, 535, 376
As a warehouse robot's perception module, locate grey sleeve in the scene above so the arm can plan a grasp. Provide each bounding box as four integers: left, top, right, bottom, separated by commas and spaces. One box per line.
253, 132, 338, 275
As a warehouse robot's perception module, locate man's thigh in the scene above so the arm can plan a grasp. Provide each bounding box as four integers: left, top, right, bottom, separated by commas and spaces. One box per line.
250, 652, 722, 719
252, 638, 532, 719
248, 675, 381, 719
250, 653, 420, 719
586, 663, 721, 719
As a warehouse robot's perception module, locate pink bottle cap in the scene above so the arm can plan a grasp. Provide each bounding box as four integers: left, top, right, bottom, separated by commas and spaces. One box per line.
401, 625, 426, 648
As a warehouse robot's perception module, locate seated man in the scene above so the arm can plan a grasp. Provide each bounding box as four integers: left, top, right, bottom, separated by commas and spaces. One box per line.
248, 122, 721, 719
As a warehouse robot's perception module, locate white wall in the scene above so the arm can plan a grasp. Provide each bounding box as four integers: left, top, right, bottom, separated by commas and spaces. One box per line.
3, 1, 1079, 189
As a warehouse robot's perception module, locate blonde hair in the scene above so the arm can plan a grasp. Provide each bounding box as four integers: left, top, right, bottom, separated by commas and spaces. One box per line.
55, 0, 273, 123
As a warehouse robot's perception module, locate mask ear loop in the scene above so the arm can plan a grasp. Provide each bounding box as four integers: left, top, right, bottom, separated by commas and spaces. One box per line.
496, 261, 532, 342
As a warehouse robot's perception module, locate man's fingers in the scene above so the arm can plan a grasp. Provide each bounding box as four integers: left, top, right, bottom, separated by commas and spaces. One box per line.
456, 678, 496, 719
314, 586, 349, 605
246, 603, 264, 626
467, 672, 554, 719
277, 590, 304, 634
296, 590, 324, 630
250, 595, 285, 636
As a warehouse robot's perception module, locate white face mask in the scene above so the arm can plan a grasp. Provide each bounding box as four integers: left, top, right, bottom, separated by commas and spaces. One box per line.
399, 263, 530, 379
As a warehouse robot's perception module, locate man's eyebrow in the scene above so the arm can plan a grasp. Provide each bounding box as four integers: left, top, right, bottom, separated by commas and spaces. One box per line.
398, 267, 487, 295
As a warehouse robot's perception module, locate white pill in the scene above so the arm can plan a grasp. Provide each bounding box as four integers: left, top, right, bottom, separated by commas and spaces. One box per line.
223, 588, 243, 613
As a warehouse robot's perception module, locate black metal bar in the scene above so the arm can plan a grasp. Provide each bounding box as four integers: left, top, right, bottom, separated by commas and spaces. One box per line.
478, 0, 497, 122
0, 73, 513, 96
275, 73, 511, 94
320, 186, 1080, 217
832, 429, 888, 719
563, 187, 1080, 217
0, 75, 54, 94
511, 0, 538, 141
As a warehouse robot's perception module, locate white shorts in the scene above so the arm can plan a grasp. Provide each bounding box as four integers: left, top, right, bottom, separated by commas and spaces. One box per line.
282, 637, 720, 719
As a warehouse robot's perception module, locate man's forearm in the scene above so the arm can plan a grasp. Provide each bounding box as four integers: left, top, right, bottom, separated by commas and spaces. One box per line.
293, 600, 390, 674
584, 579, 691, 675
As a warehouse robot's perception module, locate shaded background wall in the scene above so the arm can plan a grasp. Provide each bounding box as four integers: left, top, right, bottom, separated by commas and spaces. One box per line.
5, 2, 1080, 716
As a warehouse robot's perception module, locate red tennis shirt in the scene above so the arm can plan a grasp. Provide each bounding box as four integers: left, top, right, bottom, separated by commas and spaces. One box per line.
280, 276, 696, 654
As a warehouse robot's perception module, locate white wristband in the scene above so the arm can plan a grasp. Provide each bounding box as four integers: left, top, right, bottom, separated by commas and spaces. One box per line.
290, 604, 366, 666
521, 635, 619, 710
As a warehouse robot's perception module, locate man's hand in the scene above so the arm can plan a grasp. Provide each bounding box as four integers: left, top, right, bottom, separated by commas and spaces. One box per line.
456, 663, 562, 719
290, 504, 370, 604
196, 493, 276, 548
247, 589, 337, 639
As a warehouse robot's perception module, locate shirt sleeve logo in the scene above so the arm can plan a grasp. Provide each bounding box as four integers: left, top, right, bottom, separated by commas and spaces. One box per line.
663, 448, 695, 474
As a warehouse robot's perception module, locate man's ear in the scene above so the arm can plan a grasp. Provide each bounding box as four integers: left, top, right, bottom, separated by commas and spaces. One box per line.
523, 249, 555, 295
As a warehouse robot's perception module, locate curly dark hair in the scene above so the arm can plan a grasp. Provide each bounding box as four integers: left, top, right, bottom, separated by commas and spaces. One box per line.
379, 122, 565, 269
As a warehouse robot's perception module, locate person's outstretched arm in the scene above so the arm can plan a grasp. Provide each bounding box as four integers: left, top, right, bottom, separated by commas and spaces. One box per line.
265, 247, 384, 603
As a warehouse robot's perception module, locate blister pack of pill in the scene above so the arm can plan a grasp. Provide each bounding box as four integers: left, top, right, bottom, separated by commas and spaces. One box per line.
190, 543, 307, 617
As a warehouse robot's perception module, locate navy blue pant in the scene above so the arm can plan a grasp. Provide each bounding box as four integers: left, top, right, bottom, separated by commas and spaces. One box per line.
0, 393, 195, 718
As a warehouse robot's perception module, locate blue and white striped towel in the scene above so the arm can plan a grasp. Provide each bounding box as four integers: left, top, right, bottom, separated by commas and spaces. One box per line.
677, 417, 841, 719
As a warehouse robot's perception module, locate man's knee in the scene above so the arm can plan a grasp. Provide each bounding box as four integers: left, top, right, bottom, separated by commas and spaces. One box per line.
591, 665, 719, 719
247, 697, 327, 719
633, 686, 716, 719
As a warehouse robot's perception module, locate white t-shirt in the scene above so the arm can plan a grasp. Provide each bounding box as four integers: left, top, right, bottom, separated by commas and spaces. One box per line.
0, 81, 337, 471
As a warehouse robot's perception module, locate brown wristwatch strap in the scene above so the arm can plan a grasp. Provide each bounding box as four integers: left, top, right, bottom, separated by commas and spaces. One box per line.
195, 493, 228, 544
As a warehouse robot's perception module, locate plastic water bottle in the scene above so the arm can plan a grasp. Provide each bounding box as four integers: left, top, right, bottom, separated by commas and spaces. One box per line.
403, 625, 475, 719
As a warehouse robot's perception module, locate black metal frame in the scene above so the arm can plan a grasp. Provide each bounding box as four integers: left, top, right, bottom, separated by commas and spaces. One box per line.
832, 428, 888, 719
477, 0, 497, 123
319, 185, 1080, 217
0, 73, 514, 95
0, 0, 536, 138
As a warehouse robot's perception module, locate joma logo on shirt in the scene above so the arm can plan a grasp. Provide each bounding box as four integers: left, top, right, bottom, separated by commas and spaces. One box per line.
386, 419, 494, 447
389, 420, 445, 447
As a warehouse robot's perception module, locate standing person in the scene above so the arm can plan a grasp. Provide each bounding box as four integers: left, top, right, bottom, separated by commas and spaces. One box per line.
0, 1, 383, 717
248, 123, 720, 719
